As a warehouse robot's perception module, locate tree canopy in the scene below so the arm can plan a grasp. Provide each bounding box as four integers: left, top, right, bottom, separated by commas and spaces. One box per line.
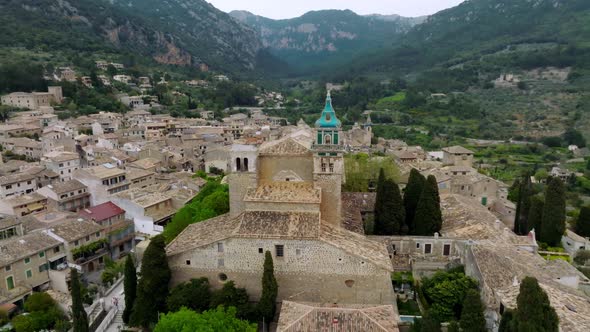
167, 278, 211, 313
153, 307, 257, 332
576, 206, 590, 237
421, 268, 478, 322
404, 168, 426, 234
459, 289, 487, 332
123, 255, 137, 324
71, 269, 89, 332
508, 277, 559, 332
258, 251, 278, 322
540, 177, 566, 246
374, 169, 406, 235
131, 235, 171, 329
413, 175, 443, 236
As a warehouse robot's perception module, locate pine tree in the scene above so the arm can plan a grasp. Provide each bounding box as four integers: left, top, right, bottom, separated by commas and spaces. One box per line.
258, 251, 278, 323
413, 175, 443, 236
70, 269, 89, 332
540, 177, 566, 246
513, 277, 559, 332
404, 168, 425, 234
130, 235, 171, 329
122, 255, 137, 324
576, 206, 590, 237
514, 173, 532, 235
527, 196, 544, 235
459, 289, 487, 332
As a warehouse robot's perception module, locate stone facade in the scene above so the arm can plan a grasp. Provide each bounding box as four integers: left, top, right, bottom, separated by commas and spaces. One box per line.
169, 237, 393, 304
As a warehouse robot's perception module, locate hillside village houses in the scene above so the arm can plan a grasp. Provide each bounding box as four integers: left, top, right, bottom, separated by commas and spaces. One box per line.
0, 84, 588, 331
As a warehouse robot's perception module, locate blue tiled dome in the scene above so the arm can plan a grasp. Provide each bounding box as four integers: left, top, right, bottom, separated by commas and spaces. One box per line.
315, 92, 342, 128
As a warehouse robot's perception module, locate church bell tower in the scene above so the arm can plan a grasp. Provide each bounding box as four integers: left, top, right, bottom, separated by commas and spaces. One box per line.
313, 91, 345, 227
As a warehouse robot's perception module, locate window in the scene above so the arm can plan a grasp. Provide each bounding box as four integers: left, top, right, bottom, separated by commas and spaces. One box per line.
5, 185, 12, 190
85, 236, 90, 241
24, 257, 30, 264
38, 263, 48, 272
39, 251, 45, 258
74, 240, 79, 246
185, 260, 191, 265
6, 276, 14, 290
26, 270, 32, 279
416, 243, 420, 249
217, 259, 224, 267
95, 232, 100, 238
443, 244, 451, 256
54, 247, 60, 253
258, 248, 263, 254
5, 265, 11, 272
296, 249, 301, 256
218, 273, 228, 282
425, 244, 432, 254
275, 245, 284, 257
217, 242, 224, 253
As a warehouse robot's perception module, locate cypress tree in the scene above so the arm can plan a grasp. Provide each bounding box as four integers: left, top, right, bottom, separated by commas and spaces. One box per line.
404, 168, 426, 234
514, 173, 532, 235
122, 255, 137, 324
498, 310, 514, 332
70, 269, 89, 332
576, 206, 590, 237
413, 175, 443, 236
258, 251, 278, 323
130, 235, 171, 329
540, 177, 566, 246
459, 289, 487, 332
513, 277, 558, 332
527, 196, 544, 236
374, 168, 387, 235
375, 178, 405, 235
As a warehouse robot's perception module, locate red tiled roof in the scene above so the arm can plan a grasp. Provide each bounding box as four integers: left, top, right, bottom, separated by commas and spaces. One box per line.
79, 201, 125, 221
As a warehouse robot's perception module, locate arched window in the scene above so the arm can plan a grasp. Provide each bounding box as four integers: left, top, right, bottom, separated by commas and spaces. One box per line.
324, 134, 332, 144
236, 158, 241, 172
243, 158, 249, 172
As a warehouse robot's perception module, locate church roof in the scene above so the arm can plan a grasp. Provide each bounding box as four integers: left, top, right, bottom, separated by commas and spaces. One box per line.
315, 92, 341, 128
166, 212, 392, 272
278, 301, 399, 332
258, 137, 311, 156
244, 182, 321, 204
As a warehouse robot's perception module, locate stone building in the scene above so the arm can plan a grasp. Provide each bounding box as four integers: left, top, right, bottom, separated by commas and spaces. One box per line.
167, 93, 395, 308
36, 180, 91, 212
442, 146, 474, 167
0, 232, 66, 305
0, 87, 63, 110
79, 202, 135, 260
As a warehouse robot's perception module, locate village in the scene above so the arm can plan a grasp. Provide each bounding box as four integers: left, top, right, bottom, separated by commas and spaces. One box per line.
0, 69, 589, 331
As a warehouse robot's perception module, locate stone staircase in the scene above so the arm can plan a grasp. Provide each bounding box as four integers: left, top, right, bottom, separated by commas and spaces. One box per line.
111, 310, 125, 331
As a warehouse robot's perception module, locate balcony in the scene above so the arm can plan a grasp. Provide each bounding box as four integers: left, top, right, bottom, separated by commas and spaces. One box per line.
311, 144, 345, 152
72, 239, 108, 263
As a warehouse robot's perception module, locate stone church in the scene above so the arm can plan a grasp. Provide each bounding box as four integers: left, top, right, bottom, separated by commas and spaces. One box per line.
166, 93, 394, 306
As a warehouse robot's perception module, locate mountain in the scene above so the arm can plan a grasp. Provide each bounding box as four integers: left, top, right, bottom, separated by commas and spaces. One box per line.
229, 9, 424, 73
0, 0, 280, 75
342, 0, 590, 79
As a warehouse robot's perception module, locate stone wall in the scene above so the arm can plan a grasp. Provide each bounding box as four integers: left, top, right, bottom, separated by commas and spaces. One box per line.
258, 155, 314, 183
314, 174, 342, 226
169, 237, 394, 304
228, 173, 257, 217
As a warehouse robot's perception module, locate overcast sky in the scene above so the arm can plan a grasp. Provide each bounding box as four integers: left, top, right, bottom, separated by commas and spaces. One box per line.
207, 0, 465, 19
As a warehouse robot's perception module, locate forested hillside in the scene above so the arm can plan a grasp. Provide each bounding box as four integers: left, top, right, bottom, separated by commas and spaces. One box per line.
0, 0, 284, 76
230, 9, 423, 73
